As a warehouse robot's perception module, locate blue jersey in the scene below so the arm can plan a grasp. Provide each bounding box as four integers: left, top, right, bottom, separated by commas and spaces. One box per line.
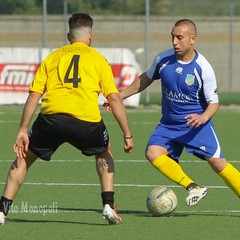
147, 49, 219, 125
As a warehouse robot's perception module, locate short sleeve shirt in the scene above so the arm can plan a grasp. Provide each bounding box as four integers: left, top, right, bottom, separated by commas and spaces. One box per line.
30, 42, 118, 122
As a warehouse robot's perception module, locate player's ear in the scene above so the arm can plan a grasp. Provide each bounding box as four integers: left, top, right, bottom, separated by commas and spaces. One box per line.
67, 32, 71, 43
89, 32, 93, 41
88, 32, 93, 46
190, 34, 196, 45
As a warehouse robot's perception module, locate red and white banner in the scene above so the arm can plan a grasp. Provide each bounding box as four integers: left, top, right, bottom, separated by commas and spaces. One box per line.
0, 63, 38, 92
0, 47, 141, 106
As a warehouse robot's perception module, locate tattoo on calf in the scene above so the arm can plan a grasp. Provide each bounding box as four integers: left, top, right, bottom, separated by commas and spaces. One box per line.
97, 158, 108, 171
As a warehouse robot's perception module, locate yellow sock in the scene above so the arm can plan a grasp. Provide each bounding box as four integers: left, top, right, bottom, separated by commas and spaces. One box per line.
151, 154, 194, 188
218, 163, 240, 196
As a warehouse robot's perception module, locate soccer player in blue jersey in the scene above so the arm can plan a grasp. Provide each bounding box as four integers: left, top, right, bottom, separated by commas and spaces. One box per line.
120, 19, 240, 206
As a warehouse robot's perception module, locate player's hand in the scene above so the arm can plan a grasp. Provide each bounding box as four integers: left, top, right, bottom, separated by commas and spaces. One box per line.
101, 100, 112, 112
185, 113, 208, 128
13, 131, 29, 158
124, 137, 134, 153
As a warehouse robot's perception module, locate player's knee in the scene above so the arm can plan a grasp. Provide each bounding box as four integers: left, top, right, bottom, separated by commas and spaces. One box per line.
207, 157, 228, 173
145, 150, 150, 162
145, 146, 168, 163
145, 147, 156, 162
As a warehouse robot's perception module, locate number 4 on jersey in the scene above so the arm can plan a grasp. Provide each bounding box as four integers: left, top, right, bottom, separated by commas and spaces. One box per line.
64, 55, 81, 88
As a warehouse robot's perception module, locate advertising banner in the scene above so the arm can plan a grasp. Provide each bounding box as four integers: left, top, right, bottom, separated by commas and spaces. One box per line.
0, 47, 141, 106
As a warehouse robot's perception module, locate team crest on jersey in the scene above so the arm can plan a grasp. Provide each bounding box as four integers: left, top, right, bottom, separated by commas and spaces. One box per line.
185, 74, 195, 86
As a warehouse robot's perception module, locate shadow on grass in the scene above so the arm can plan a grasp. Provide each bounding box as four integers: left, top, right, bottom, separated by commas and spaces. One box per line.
172, 212, 240, 218
6, 207, 239, 225
7, 218, 107, 226
121, 209, 240, 218
56, 207, 149, 215
6, 207, 149, 225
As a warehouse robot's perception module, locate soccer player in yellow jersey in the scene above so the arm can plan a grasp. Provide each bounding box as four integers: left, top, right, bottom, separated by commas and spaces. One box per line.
0, 13, 134, 225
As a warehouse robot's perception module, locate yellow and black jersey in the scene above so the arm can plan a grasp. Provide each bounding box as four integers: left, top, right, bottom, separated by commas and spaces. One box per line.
30, 42, 118, 122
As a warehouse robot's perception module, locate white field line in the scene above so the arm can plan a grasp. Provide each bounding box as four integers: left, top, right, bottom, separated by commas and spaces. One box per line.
1, 159, 240, 163
0, 182, 229, 189
0, 159, 239, 189
60, 209, 240, 213
107, 121, 156, 125
0, 120, 156, 125
0, 120, 19, 123
6, 208, 240, 214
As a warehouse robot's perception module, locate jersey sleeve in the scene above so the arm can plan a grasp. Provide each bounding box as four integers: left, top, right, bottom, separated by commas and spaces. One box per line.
146, 55, 161, 80
146, 49, 174, 80
99, 57, 118, 98
29, 60, 48, 94
202, 63, 219, 104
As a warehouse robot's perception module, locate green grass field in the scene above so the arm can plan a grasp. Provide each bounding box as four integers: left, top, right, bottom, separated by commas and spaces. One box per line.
0, 105, 240, 240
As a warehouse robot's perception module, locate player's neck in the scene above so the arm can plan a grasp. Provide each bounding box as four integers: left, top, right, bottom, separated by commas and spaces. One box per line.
177, 49, 196, 62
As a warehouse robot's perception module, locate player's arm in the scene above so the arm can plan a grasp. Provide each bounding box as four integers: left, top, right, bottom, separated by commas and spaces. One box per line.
201, 102, 219, 121
185, 102, 219, 128
107, 92, 134, 153
18, 91, 42, 132
13, 91, 42, 158
102, 72, 153, 111
186, 62, 220, 128
120, 72, 154, 100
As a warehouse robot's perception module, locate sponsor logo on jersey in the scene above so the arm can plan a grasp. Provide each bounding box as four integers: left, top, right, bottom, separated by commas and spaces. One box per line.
200, 146, 207, 152
175, 67, 183, 74
162, 87, 192, 103
185, 74, 195, 86
159, 61, 170, 73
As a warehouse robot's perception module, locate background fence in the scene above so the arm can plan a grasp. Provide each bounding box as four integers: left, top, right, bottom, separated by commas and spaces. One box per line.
0, 0, 239, 97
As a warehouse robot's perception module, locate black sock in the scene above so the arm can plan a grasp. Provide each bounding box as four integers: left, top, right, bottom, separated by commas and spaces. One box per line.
101, 191, 114, 208
0, 196, 13, 216
186, 183, 199, 191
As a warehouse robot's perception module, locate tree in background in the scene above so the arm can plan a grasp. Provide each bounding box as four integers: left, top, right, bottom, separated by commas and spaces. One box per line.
0, 0, 239, 16
0, 0, 41, 14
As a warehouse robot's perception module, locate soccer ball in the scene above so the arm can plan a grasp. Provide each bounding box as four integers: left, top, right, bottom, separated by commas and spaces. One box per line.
146, 186, 178, 216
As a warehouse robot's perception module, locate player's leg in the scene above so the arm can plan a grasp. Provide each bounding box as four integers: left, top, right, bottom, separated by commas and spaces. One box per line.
0, 114, 62, 225
96, 141, 114, 197
95, 141, 122, 225
146, 124, 197, 189
146, 145, 207, 206
71, 118, 122, 225
146, 123, 208, 206
207, 157, 240, 196
146, 145, 195, 188
0, 150, 38, 224
189, 122, 240, 197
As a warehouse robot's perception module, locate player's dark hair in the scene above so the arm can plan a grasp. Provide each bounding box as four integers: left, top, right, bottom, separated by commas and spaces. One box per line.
68, 13, 93, 30
174, 19, 197, 35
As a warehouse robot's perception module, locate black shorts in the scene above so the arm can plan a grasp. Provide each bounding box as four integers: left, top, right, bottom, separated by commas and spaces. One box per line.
28, 113, 109, 161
